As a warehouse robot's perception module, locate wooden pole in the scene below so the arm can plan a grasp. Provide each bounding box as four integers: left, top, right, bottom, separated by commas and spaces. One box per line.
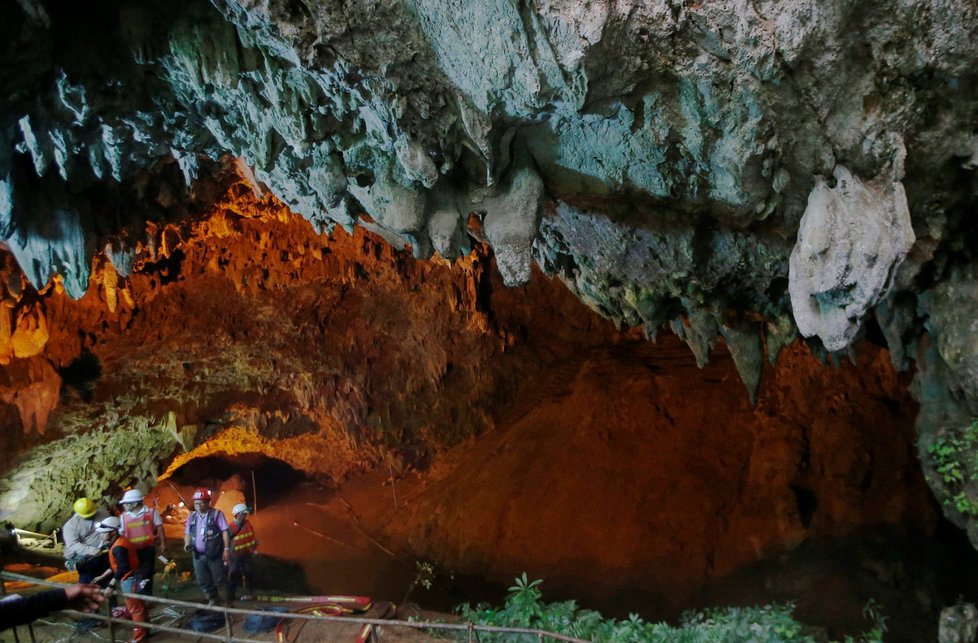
251, 470, 258, 514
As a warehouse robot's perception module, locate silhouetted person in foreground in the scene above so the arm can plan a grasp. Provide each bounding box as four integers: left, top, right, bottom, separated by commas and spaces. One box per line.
0, 584, 104, 630
0, 524, 104, 631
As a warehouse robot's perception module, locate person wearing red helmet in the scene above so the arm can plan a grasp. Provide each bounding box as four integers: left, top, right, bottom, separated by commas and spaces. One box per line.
182, 488, 231, 605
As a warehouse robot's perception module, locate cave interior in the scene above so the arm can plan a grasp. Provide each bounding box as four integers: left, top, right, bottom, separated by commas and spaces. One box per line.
4, 0, 978, 641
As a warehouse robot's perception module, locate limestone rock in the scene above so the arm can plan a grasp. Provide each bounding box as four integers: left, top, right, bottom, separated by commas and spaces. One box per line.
940, 603, 978, 643
6, 206, 92, 300
789, 166, 914, 352
0, 356, 60, 435
0, 421, 178, 531
720, 318, 765, 404
10, 305, 49, 359
480, 159, 544, 286
922, 264, 978, 412
3, 0, 978, 556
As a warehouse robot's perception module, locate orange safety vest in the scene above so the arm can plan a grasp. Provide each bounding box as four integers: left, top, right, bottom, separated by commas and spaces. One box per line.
109, 536, 140, 580
122, 509, 156, 549
231, 520, 257, 554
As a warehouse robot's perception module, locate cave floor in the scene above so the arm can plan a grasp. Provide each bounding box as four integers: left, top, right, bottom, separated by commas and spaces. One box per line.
2, 464, 972, 642
0, 602, 450, 643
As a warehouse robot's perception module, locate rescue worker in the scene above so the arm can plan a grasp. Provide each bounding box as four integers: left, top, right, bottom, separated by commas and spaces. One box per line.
119, 489, 166, 596
94, 517, 147, 643
62, 497, 110, 585
227, 503, 258, 601
183, 488, 231, 605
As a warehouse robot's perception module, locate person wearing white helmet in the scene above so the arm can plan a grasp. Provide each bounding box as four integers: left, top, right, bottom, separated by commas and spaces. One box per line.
119, 488, 166, 596
227, 503, 258, 602
62, 497, 110, 585
93, 517, 148, 643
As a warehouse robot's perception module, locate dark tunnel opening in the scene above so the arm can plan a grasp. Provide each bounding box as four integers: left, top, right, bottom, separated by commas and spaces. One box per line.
166, 452, 306, 507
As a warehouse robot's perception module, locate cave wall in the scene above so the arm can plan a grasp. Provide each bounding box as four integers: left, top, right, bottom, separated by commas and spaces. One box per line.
1, 0, 978, 545
380, 337, 932, 611
0, 182, 940, 631
0, 180, 625, 530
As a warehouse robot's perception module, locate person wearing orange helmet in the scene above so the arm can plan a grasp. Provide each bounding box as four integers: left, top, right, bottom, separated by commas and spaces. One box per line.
183, 488, 231, 605
62, 497, 110, 585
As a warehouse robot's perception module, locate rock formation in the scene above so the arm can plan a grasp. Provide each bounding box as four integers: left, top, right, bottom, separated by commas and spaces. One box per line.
3, 0, 978, 615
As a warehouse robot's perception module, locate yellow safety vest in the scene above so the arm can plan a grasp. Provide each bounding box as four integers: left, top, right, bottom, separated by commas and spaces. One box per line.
231, 520, 257, 554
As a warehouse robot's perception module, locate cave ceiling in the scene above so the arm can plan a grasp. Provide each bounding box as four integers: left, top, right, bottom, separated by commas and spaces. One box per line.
2, 0, 978, 543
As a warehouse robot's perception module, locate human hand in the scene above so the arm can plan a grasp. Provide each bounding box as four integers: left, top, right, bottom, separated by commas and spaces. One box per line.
92, 569, 112, 585
64, 584, 104, 612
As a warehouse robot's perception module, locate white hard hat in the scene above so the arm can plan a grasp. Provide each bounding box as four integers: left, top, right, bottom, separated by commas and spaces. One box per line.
232, 503, 249, 516
95, 516, 121, 532
120, 489, 144, 504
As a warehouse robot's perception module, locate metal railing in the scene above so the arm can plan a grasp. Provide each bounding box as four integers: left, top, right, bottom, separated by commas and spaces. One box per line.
0, 571, 591, 642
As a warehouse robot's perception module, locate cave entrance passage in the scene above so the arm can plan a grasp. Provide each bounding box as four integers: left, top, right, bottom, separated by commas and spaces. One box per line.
164, 452, 305, 509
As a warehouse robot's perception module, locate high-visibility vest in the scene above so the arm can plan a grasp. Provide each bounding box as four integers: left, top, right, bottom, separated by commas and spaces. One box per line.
231, 520, 258, 554
109, 536, 140, 580
122, 509, 155, 549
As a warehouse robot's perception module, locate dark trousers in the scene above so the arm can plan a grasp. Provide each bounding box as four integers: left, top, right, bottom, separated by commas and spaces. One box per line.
135, 547, 156, 595
228, 553, 253, 600
76, 553, 110, 585
192, 553, 228, 603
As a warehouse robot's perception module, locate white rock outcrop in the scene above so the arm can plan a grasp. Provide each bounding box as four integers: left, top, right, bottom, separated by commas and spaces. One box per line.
788, 166, 914, 352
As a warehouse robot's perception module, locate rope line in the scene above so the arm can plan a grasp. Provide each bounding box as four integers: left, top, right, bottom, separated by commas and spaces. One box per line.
1, 571, 589, 642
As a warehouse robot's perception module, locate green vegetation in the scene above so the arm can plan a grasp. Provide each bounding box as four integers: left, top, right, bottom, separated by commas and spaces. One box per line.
927, 420, 978, 516
454, 573, 886, 642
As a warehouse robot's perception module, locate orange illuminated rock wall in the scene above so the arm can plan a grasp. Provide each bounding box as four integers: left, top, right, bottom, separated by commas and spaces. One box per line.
0, 182, 936, 616
0, 180, 615, 484
374, 337, 931, 613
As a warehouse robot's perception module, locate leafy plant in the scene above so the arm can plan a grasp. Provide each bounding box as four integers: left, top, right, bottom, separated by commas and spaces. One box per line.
927, 420, 978, 516
456, 574, 886, 643
402, 559, 450, 606
843, 599, 887, 643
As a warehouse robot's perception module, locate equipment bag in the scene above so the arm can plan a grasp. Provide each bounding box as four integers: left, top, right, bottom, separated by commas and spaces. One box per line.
244, 607, 287, 633
185, 609, 226, 633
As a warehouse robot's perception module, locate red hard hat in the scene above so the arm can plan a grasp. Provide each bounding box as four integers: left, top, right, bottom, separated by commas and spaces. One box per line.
192, 488, 211, 501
